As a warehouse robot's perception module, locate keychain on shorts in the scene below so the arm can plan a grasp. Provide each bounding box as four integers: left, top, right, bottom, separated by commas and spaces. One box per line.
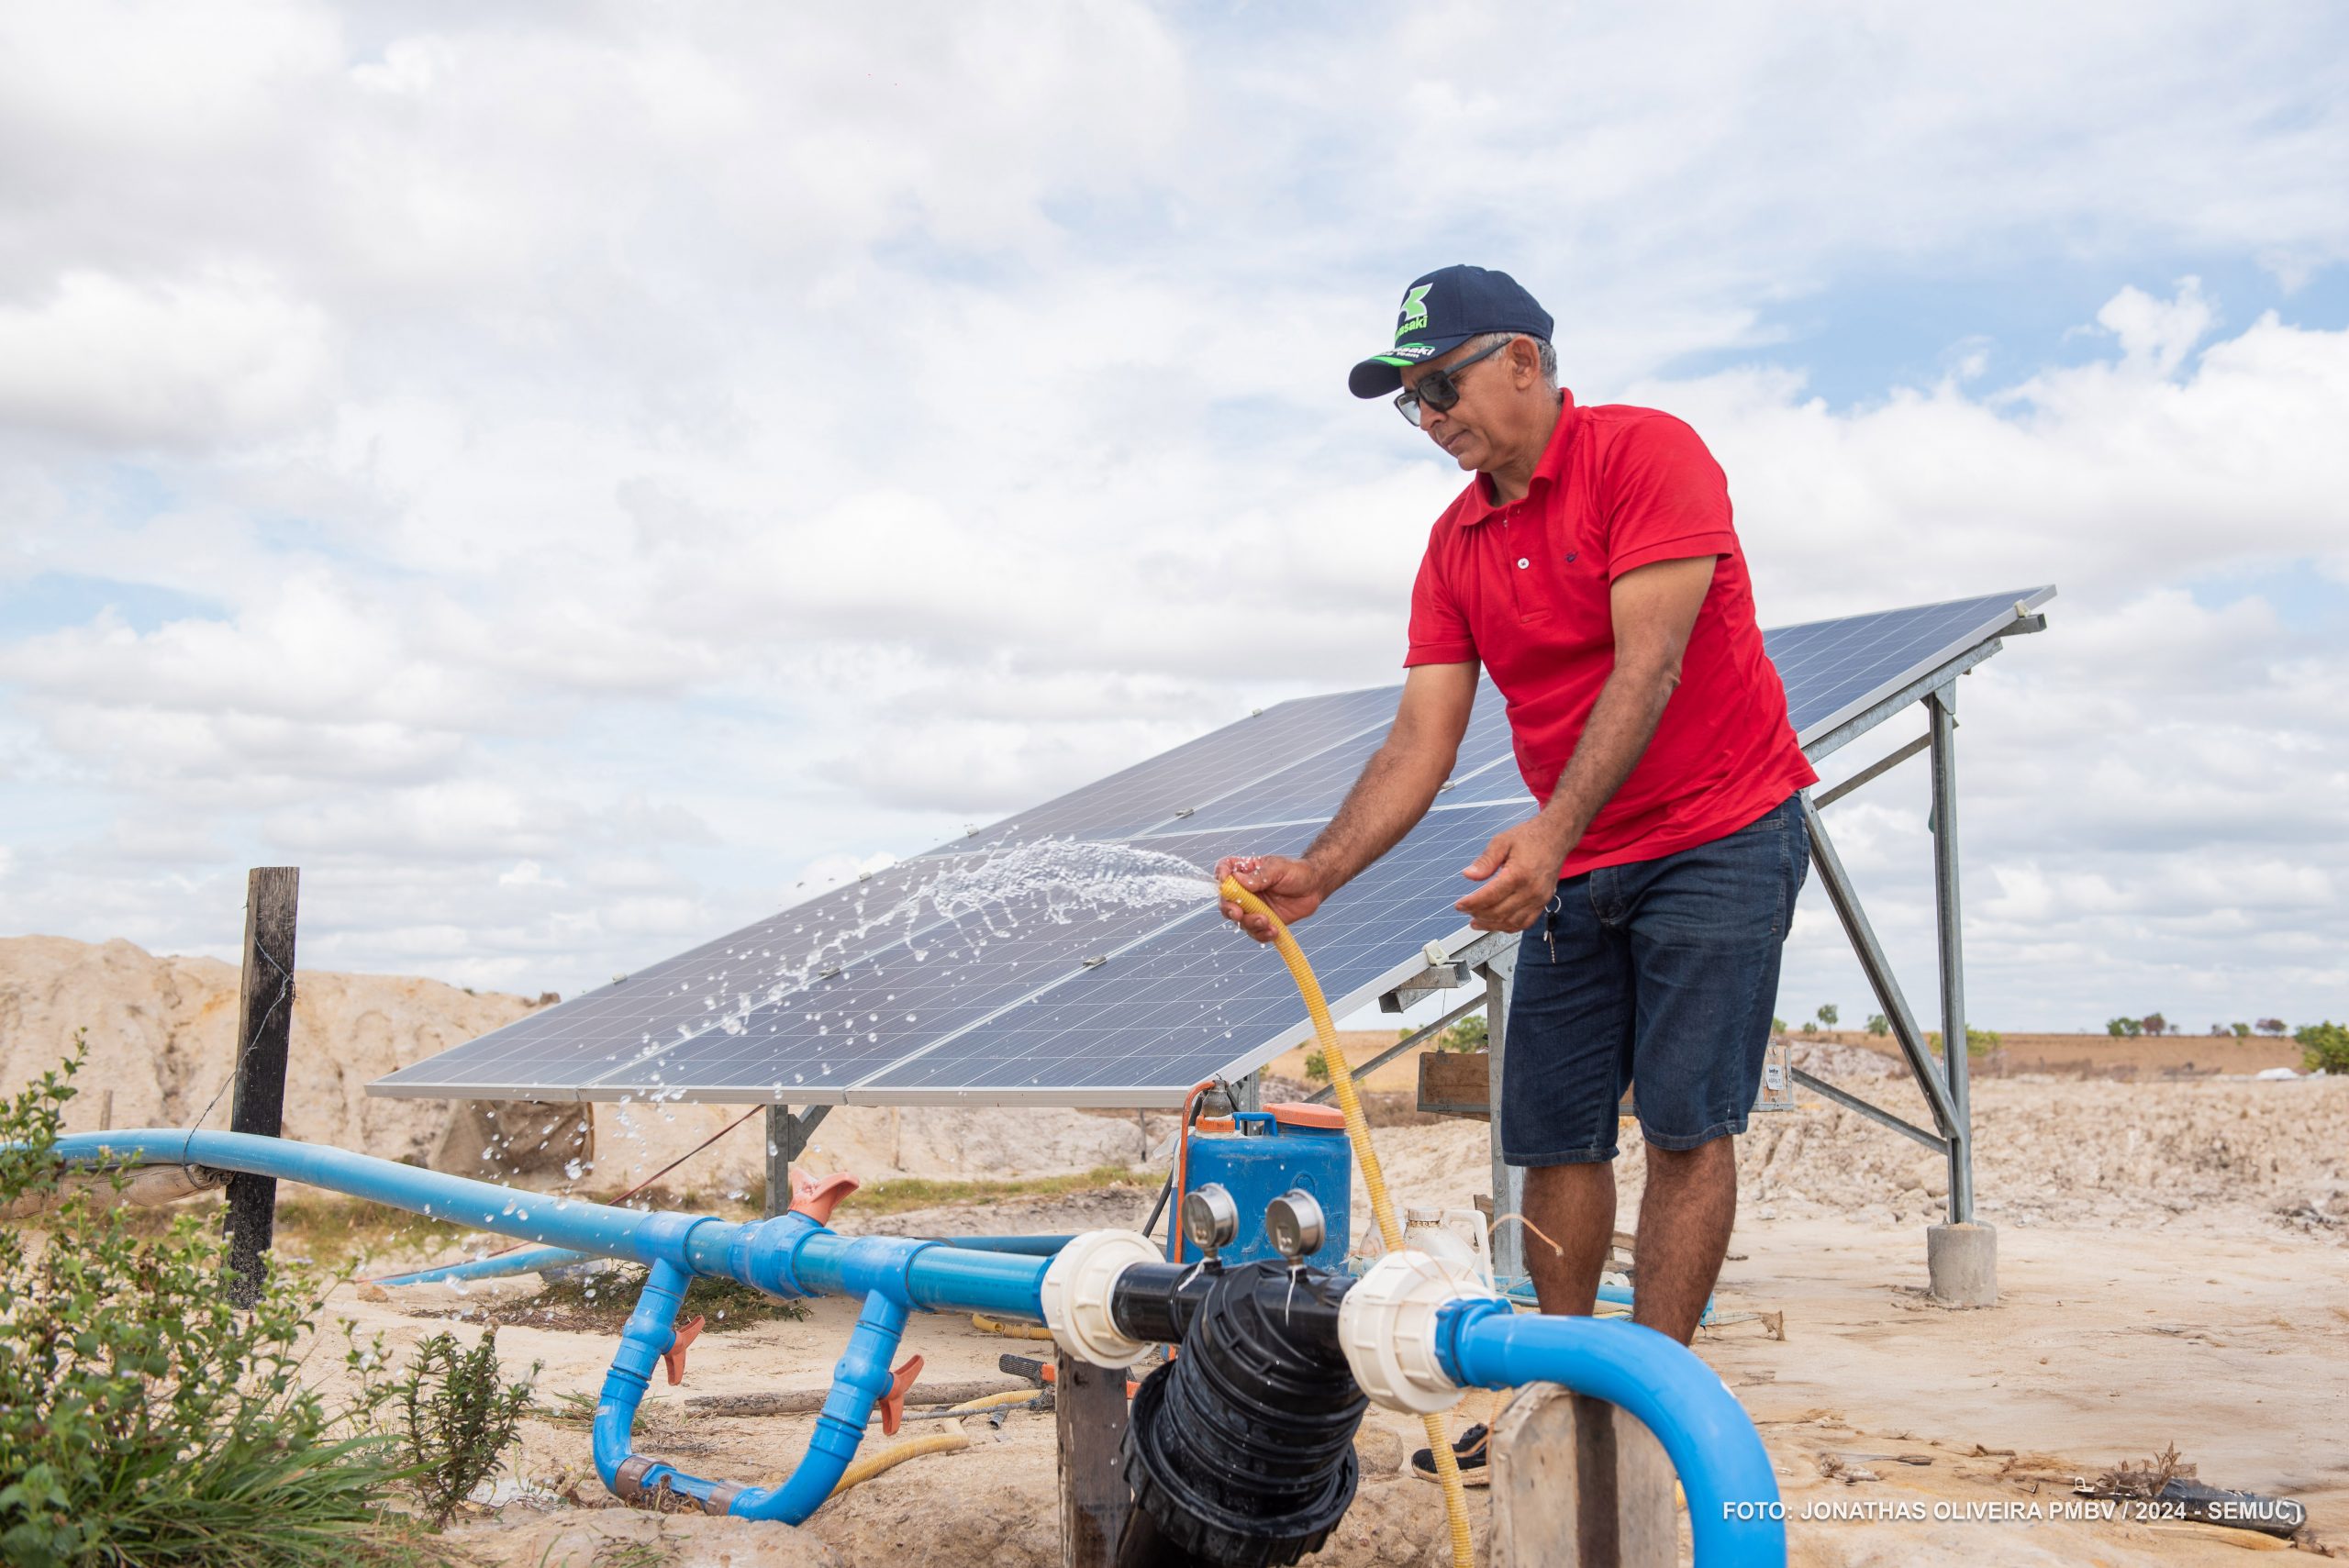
1542, 893, 1561, 962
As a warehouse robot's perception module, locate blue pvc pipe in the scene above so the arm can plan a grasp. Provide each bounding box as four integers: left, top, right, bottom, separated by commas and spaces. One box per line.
375, 1245, 590, 1287
53, 1130, 1785, 1558
50, 1129, 1047, 1527
1439, 1298, 1787, 1566
729, 1291, 909, 1518
52, 1130, 1052, 1320
929, 1233, 1074, 1256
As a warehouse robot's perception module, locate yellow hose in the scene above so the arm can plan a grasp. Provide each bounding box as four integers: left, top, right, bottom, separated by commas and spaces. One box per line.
970, 1310, 1059, 1340
941, 1387, 1042, 1414
1220, 876, 1476, 1568
829, 1427, 972, 1496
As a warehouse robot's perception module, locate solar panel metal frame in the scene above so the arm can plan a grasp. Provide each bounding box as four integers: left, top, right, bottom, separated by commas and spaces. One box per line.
368, 586, 2054, 1109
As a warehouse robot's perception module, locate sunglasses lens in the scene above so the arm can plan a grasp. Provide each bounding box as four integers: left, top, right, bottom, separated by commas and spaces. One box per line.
1396, 373, 1456, 427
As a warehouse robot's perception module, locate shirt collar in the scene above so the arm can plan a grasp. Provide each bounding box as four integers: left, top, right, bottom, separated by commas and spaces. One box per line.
1456, 388, 1579, 527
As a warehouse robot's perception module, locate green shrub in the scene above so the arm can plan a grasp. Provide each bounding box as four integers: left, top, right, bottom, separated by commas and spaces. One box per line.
1865, 1014, 1889, 1037
2107, 1017, 2142, 1037
2296, 1021, 2349, 1074
0, 1041, 440, 1566
395, 1329, 538, 1527
1302, 1049, 1330, 1083
1436, 1015, 1487, 1053
1815, 1004, 1840, 1029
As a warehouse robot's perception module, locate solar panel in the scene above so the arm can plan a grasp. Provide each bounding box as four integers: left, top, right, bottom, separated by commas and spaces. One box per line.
371, 586, 2052, 1107
1772, 586, 2054, 750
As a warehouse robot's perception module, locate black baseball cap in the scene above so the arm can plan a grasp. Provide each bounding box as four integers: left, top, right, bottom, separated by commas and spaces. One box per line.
1348, 264, 1554, 398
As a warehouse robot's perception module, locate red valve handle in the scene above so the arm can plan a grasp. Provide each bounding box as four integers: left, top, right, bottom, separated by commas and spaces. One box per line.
876, 1354, 924, 1436
662, 1314, 705, 1385
788, 1169, 860, 1224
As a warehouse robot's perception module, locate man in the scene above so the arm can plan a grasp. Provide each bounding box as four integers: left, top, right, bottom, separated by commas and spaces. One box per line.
1218, 264, 1814, 1362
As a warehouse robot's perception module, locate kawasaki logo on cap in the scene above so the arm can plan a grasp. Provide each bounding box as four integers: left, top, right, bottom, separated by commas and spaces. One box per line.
1396, 283, 1431, 341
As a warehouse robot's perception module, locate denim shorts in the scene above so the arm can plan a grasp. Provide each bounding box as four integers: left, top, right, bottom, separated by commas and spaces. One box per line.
1501, 793, 1809, 1165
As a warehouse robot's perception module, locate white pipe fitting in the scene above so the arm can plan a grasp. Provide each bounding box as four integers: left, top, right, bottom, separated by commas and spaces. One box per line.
1337, 1249, 1494, 1414
1040, 1229, 1161, 1368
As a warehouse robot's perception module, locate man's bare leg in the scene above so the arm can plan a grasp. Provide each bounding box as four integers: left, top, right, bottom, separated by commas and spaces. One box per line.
1630, 1138, 1737, 1344
1520, 1161, 1615, 1315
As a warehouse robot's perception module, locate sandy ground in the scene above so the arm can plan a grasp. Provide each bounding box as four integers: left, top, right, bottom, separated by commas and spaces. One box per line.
300, 1076, 2346, 1566
13, 940, 2342, 1561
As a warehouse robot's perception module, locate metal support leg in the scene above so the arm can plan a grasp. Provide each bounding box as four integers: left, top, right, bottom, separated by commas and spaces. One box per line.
763, 1104, 830, 1218
1927, 685, 1974, 1223
1483, 944, 1524, 1281
1925, 684, 1996, 1306
1230, 1069, 1263, 1114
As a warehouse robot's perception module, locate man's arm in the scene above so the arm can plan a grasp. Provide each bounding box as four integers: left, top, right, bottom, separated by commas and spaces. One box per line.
1216, 661, 1478, 943
1454, 554, 1717, 932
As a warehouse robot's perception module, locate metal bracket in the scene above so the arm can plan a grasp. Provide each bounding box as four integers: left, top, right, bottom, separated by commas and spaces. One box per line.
1306, 990, 1488, 1106
1799, 798, 1960, 1141
1379, 958, 1474, 1012
1789, 1069, 1949, 1153
1812, 730, 1931, 810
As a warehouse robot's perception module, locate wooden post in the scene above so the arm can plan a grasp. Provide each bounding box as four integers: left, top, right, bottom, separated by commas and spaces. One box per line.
224, 866, 299, 1307
1490, 1385, 1675, 1568
1056, 1352, 1131, 1567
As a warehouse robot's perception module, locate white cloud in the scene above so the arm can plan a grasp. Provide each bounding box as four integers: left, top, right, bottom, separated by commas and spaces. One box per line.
2095, 276, 2215, 376
0, 2, 2343, 1032
0, 271, 336, 445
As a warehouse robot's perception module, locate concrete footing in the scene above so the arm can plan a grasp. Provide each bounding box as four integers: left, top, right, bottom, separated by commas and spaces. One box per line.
1926, 1220, 1998, 1307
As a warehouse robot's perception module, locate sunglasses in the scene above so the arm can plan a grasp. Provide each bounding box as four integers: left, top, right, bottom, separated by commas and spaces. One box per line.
1394, 337, 1511, 427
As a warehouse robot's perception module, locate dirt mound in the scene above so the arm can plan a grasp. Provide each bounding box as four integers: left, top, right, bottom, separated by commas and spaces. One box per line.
0, 934, 540, 1166
0, 935, 1171, 1195
1364, 1077, 2349, 1240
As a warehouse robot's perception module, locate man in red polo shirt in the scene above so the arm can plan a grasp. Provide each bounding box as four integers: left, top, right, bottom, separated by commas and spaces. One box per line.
1219, 265, 1813, 1371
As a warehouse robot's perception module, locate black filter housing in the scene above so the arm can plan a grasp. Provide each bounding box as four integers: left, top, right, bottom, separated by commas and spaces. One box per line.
1117, 1260, 1367, 1568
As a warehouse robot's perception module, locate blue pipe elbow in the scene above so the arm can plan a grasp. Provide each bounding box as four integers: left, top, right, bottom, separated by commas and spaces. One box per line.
592, 1259, 698, 1501
722, 1291, 910, 1521
1438, 1301, 1787, 1567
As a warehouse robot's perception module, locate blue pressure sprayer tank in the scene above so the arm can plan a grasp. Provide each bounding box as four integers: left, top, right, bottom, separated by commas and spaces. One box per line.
1174, 1103, 1352, 1270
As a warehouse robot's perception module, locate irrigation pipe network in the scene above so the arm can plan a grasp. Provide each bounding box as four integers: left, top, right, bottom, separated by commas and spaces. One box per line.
32, 898, 1787, 1564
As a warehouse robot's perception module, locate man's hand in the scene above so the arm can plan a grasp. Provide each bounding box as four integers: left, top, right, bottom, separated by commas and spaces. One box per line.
1455, 817, 1575, 932
1213, 853, 1330, 944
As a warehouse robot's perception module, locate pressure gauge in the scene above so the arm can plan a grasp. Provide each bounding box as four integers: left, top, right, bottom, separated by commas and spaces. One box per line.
1181, 1183, 1240, 1258
1265, 1189, 1326, 1262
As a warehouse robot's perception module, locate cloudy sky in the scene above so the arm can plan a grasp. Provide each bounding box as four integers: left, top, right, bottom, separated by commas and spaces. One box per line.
3, 1, 2343, 1039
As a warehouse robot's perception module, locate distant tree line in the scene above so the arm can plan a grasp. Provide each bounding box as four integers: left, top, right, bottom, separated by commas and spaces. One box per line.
2109, 1015, 2290, 1038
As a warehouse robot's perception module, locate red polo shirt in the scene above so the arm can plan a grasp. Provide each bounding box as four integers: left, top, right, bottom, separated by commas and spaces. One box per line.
1406, 391, 1815, 875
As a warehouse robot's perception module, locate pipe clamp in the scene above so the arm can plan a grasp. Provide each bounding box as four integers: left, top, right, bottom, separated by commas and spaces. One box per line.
612, 1454, 660, 1502
1336, 1249, 1493, 1414
1040, 1229, 1159, 1367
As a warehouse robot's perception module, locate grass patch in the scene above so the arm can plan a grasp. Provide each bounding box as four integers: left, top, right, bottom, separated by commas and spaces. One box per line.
824, 1164, 1147, 1217
273, 1195, 470, 1269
